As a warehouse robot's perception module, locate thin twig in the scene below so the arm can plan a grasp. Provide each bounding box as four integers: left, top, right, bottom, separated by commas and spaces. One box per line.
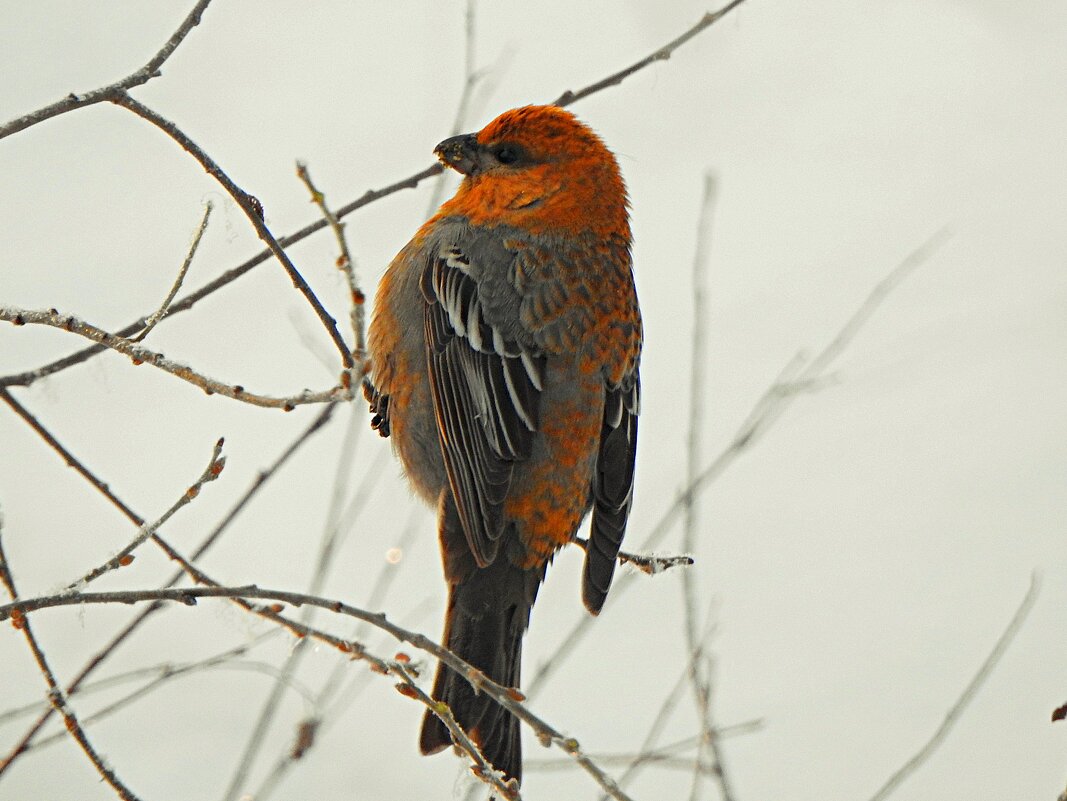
23, 658, 317, 754
0, 390, 241, 594
572, 536, 693, 575
682, 172, 717, 591
0, 530, 143, 800
0, 584, 635, 801
694, 656, 731, 801
0, 403, 337, 771
681, 174, 715, 638
552, 1, 750, 107
0, 631, 275, 726
12, 636, 312, 754
295, 163, 366, 360
220, 638, 310, 801
537, 757, 715, 775
133, 201, 214, 342
0, 307, 348, 409
66, 438, 226, 591
867, 574, 1041, 801
184, 403, 338, 563
0, 0, 213, 140
527, 228, 953, 698
530, 725, 763, 773
680, 174, 734, 801
108, 90, 354, 372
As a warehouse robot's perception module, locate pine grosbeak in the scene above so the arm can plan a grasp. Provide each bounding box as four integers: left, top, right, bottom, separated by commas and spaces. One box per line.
366, 104, 641, 784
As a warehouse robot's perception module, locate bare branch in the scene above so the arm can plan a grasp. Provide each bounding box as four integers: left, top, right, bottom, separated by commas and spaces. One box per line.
0, 387, 143, 525
867, 574, 1041, 801
681, 172, 716, 618
252, 507, 427, 800
0, 307, 348, 409
0, 632, 274, 727
9, 636, 309, 754
606, 611, 720, 798
0, 0, 213, 140
0, 384, 317, 632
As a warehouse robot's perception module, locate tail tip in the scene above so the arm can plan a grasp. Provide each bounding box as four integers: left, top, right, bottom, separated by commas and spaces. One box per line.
419, 713, 452, 756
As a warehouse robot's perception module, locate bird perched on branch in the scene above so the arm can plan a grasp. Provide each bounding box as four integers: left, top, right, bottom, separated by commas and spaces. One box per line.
366, 104, 641, 785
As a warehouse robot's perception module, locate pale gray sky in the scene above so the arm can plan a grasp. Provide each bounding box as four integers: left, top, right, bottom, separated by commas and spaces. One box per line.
1, 2, 1065, 800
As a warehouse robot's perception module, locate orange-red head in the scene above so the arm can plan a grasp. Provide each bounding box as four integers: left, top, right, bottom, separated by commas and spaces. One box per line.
433, 105, 629, 240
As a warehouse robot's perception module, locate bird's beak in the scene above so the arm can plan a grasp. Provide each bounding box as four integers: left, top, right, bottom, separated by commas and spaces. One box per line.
434, 133, 480, 176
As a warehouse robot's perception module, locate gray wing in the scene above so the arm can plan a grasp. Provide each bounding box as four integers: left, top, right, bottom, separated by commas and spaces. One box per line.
420, 236, 546, 567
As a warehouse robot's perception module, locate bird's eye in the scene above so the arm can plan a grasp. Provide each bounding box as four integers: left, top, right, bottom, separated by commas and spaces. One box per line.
494, 145, 522, 165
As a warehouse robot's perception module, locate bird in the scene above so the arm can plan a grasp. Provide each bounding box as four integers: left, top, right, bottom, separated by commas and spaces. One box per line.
365, 104, 641, 786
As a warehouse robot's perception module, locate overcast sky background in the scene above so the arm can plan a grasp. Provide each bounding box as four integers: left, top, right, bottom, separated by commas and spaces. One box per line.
1, 2, 1065, 800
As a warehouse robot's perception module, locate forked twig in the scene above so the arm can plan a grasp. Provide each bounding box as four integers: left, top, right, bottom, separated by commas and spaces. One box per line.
0, 307, 348, 409
108, 90, 354, 371
393, 661, 521, 800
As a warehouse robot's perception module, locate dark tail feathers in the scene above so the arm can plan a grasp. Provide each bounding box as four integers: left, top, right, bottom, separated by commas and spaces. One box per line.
419, 551, 541, 786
